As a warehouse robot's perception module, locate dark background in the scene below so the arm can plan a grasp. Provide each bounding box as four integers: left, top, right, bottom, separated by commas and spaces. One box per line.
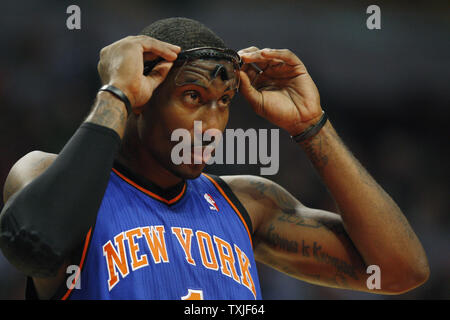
0, 0, 448, 299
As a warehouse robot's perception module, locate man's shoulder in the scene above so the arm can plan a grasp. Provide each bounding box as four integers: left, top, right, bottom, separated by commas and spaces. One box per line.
218, 174, 303, 217
215, 175, 281, 229
3, 151, 57, 203
218, 174, 282, 198
218, 174, 271, 190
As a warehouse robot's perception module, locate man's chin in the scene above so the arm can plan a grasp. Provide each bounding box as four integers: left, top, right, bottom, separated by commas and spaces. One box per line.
169, 162, 207, 180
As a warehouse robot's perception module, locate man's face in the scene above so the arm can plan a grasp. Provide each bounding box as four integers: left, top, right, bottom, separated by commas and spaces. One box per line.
137, 58, 238, 179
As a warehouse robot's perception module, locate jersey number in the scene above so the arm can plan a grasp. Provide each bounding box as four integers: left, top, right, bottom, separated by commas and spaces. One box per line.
181, 289, 204, 300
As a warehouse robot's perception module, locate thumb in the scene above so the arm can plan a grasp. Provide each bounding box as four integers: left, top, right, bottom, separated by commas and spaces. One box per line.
239, 71, 263, 113
145, 61, 174, 92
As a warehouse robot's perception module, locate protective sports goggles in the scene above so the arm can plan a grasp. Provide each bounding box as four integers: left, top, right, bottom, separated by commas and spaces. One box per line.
144, 47, 244, 91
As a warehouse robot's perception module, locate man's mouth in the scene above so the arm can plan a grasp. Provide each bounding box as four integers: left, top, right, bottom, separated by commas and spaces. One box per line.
191, 143, 215, 164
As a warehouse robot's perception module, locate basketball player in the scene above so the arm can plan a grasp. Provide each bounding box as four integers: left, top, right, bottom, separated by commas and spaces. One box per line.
0, 18, 429, 299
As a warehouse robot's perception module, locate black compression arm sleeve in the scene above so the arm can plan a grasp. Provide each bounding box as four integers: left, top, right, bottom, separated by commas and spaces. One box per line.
0, 122, 121, 277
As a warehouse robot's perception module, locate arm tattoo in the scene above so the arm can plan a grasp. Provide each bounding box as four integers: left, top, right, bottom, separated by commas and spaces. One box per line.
248, 177, 346, 235
262, 224, 358, 281
265, 224, 298, 253
308, 240, 358, 280
85, 94, 127, 137
247, 177, 364, 287
277, 212, 346, 236
248, 179, 298, 214
299, 133, 329, 174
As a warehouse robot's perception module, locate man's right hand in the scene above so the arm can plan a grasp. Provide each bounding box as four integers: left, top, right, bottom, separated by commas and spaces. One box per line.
97, 35, 181, 111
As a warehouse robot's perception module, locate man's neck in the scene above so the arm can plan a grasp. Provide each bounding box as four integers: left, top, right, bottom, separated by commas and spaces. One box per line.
116, 136, 183, 190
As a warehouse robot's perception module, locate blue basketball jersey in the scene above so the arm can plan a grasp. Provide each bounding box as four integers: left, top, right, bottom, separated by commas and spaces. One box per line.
56, 164, 262, 300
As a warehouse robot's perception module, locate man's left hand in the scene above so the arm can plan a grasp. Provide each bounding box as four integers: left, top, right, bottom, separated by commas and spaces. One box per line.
238, 47, 323, 135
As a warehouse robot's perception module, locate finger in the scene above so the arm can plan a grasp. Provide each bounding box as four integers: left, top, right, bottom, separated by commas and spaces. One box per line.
260, 49, 302, 66
237, 46, 260, 56
143, 52, 159, 61
262, 65, 305, 79
243, 67, 258, 82
145, 61, 174, 91
240, 51, 271, 74
268, 58, 285, 67
243, 61, 269, 75
134, 36, 181, 61
241, 63, 250, 73
239, 47, 261, 73
239, 50, 268, 64
239, 71, 262, 112
136, 35, 181, 53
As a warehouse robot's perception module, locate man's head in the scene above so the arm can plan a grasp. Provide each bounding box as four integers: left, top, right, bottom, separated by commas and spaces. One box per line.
139, 17, 227, 50
124, 18, 239, 180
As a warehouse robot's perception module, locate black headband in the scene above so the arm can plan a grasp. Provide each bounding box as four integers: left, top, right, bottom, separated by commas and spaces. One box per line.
143, 47, 242, 76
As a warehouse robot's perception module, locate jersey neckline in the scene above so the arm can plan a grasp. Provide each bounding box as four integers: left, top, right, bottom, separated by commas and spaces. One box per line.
112, 160, 187, 205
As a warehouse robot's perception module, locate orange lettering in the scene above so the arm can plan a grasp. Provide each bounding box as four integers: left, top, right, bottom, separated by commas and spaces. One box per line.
125, 228, 149, 271
142, 225, 169, 263
103, 233, 130, 291
234, 244, 256, 299
181, 289, 204, 300
196, 231, 218, 270
213, 236, 240, 283
172, 227, 195, 265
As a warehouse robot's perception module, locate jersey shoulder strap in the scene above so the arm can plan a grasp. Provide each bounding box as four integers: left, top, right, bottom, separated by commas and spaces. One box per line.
201, 173, 253, 237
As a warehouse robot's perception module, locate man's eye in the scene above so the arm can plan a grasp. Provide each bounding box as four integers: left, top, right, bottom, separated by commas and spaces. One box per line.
220, 95, 231, 106
183, 91, 201, 104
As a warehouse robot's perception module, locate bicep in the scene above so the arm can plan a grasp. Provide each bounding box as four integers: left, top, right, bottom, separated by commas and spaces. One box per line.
251, 189, 370, 291
223, 174, 372, 292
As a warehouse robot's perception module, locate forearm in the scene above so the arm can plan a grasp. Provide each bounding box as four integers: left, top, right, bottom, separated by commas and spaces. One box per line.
85, 91, 128, 137
0, 93, 125, 277
298, 119, 429, 288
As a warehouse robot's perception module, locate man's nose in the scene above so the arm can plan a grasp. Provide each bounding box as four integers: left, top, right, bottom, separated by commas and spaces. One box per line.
191, 101, 226, 145
199, 101, 225, 132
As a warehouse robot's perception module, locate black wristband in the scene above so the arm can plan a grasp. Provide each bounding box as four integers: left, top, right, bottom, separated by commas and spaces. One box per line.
99, 85, 132, 115
291, 111, 328, 143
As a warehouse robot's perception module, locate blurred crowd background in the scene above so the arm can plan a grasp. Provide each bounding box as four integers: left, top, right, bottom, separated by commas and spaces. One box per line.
0, 0, 448, 299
